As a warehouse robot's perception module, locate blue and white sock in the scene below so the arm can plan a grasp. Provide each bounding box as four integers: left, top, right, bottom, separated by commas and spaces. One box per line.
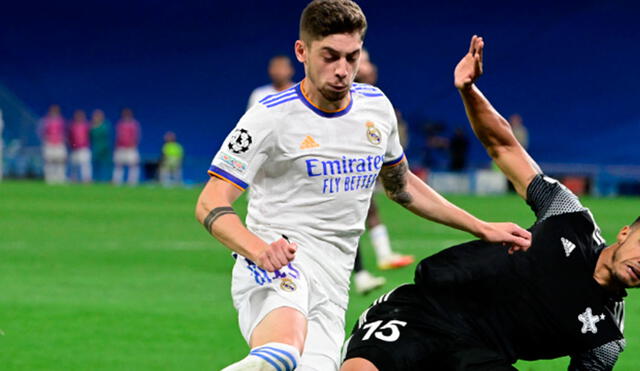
248, 342, 300, 371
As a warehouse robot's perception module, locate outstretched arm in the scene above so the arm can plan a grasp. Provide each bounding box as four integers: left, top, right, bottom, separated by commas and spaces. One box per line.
379, 159, 531, 251
455, 35, 541, 199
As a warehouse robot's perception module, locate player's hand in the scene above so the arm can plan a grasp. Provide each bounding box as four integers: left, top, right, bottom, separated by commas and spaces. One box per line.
479, 222, 532, 254
255, 237, 297, 272
454, 35, 484, 90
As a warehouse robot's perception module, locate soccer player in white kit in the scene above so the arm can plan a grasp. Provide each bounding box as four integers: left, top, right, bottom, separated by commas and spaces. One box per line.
195, 1, 532, 370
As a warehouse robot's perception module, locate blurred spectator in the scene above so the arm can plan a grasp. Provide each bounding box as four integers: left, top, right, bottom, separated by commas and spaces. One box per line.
0, 109, 4, 181
158, 131, 183, 187
90, 109, 111, 182
68, 110, 92, 183
112, 108, 140, 186
509, 113, 529, 149
39, 104, 67, 184
246, 55, 295, 110
449, 127, 470, 171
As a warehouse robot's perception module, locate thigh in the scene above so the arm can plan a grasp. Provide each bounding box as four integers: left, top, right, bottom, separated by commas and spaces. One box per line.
300, 300, 346, 371
231, 255, 310, 344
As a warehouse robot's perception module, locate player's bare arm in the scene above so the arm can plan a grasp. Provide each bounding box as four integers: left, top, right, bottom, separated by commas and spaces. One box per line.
379, 160, 412, 206
195, 177, 297, 272
379, 158, 531, 251
456, 35, 541, 198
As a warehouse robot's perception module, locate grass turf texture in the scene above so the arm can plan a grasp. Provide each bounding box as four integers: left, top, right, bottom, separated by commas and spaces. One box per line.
0, 181, 638, 370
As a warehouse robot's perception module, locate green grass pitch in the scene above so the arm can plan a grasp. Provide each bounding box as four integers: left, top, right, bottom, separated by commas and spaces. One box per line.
1, 181, 638, 370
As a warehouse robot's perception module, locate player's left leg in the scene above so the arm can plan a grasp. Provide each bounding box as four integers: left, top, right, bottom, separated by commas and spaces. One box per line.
365, 199, 413, 270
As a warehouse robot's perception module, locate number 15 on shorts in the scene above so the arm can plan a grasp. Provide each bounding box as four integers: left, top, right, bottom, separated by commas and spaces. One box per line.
361, 320, 407, 342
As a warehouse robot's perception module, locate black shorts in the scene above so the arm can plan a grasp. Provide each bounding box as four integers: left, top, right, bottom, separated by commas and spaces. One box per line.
343, 284, 516, 371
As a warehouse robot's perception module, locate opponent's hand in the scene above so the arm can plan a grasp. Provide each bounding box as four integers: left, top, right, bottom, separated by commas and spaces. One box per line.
454, 35, 484, 90
479, 222, 532, 254
255, 237, 297, 272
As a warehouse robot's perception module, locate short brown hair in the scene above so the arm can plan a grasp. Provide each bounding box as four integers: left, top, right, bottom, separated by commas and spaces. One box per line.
299, 0, 367, 44
631, 216, 640, 230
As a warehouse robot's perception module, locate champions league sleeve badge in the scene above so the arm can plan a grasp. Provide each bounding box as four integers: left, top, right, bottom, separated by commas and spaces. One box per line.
228, 128, 253, 154
366, 121, 382, 145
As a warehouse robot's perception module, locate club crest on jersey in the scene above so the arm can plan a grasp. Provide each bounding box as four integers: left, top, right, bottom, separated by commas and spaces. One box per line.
365, 121, 382, 145
228, 128, 252, 154
578, 307, 605, 334
280, 277, 297, 292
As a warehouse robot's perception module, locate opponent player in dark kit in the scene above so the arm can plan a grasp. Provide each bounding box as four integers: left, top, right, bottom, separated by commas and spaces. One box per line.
341, 36, 636, 371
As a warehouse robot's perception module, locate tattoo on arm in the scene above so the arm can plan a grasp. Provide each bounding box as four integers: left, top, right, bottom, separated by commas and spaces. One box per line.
380, 161, 412, 207
203, 206, 236, 233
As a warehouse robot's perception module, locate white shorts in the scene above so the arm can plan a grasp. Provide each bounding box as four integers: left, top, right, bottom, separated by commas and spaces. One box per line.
113, 148, 140, 166
70, 148, 91, 164
231, 255, 346, 371
43, 144, 67, 162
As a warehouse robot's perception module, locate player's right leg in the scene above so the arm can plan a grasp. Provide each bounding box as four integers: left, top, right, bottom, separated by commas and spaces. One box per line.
222, 253, 312, 370
353, 246, 386, 295
365, 199, 414, 270
222, 307, 305, 371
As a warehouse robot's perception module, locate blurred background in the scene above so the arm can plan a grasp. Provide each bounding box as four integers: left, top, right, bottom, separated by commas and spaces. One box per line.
1, 1, 639, 370
1, 0, 638, 193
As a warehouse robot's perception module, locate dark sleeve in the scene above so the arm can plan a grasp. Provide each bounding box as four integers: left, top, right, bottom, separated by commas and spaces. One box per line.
526, 174, 587, 223
568, 339, 625, 371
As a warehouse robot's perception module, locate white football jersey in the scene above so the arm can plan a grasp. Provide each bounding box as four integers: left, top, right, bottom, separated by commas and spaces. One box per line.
209, 82, 404, 308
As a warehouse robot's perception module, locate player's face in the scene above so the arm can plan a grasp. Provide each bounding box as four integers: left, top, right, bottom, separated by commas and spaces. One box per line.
611, 225, 640, 288
296, 33, 362, 102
